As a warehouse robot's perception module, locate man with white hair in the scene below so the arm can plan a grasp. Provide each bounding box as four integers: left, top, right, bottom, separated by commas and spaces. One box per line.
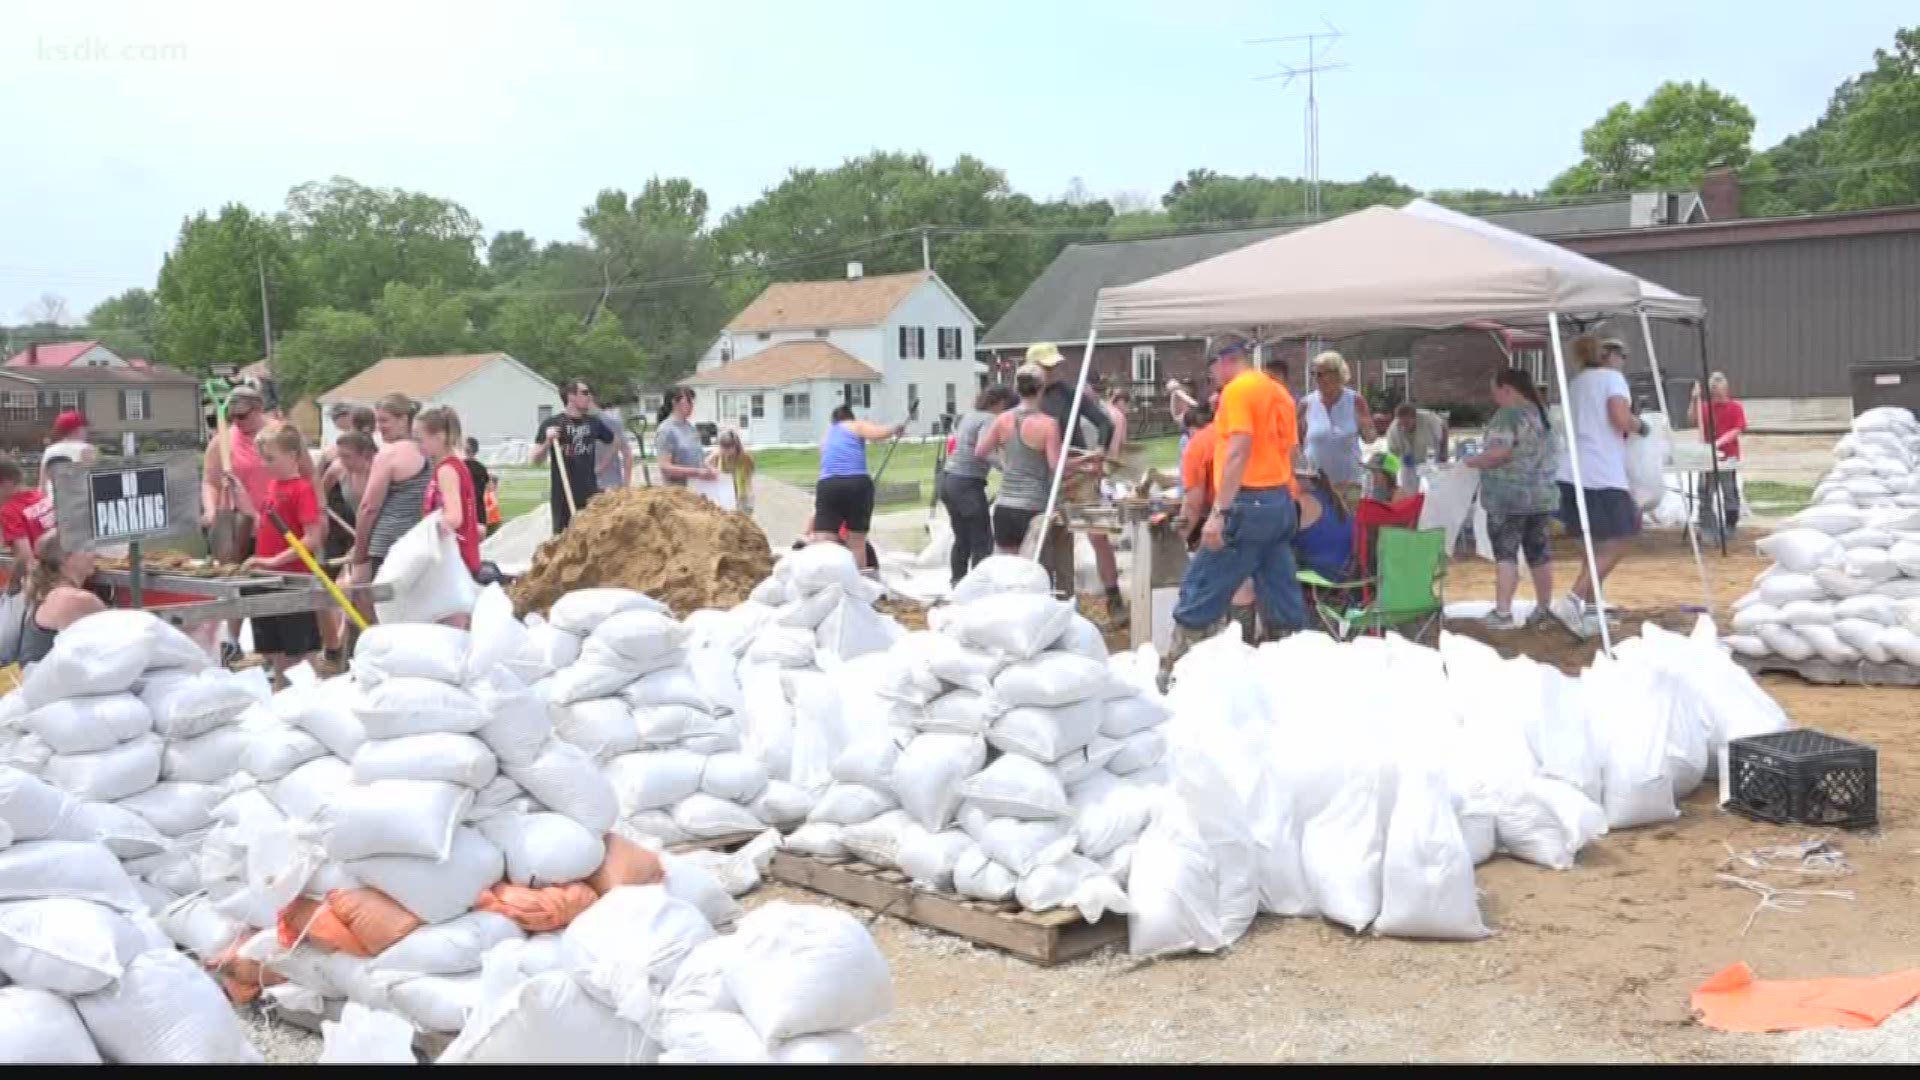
1690, 371, 1747, 542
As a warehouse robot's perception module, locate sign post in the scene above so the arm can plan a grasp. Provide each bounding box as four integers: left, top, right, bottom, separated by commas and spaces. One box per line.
49, 453, 203, 610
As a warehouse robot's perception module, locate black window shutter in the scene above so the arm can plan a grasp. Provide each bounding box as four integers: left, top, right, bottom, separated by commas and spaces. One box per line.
118, 390, 127, 420
142, 390, 152, 420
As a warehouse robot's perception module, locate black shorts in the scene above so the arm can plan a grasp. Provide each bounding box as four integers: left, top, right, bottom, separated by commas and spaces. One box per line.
814, 475, 875, 535
1557, 482, 1641, 543
1487, 511, 1551, 565
253, 611, 322, 657
992, 505, 1040, 550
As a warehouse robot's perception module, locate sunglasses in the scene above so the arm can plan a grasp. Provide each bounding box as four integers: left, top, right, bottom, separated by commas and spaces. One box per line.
569, 385, 593, 396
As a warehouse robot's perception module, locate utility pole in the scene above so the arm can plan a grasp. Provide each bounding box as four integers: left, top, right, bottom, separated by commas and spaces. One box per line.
920, 227, 931, 271
256, 254, 274, 360
1249, 19, 1348, 220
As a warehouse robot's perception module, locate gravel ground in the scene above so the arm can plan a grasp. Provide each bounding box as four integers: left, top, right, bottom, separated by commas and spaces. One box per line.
243, 1009, 321, 1064
1793, 1002, 1920, 1062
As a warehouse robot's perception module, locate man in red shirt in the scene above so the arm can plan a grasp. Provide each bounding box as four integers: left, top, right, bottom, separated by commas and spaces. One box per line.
1691, 372, 1748, 540
0, 456, 56, 575
233, 426, 325, 679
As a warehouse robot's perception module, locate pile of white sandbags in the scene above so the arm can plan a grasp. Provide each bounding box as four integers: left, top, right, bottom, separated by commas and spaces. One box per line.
1726, 406, 1920, 665
0, 766, 261, 1063
780, 555, 1162, 921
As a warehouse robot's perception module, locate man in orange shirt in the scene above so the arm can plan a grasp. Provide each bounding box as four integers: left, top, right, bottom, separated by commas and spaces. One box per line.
1169, 334, 1304, 663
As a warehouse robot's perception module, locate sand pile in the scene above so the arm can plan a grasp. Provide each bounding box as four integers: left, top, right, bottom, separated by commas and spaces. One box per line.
511, 486, 773, 617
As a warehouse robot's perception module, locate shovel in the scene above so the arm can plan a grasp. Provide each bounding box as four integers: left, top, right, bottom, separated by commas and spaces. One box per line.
870, 399, 919, 488
205, 383, 255, 565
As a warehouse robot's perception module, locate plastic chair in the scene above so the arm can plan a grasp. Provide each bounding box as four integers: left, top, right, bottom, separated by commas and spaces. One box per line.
1298, 526, 1448, 643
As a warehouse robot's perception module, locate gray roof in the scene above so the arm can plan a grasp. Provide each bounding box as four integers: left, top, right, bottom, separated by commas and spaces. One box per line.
982, 197, 1675, 348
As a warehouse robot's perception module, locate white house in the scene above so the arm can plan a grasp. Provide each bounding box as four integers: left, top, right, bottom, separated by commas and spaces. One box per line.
687, 266, 984, 446
316, 352, 560, 445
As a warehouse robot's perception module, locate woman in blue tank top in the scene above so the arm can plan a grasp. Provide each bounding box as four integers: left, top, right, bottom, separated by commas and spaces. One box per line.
1292, 472, 1356, 582
812, 404, 905, 572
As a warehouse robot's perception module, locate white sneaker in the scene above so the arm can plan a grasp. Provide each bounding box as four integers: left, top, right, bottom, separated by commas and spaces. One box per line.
1549, 595, 1592, 640
1483, 610, 1525, 632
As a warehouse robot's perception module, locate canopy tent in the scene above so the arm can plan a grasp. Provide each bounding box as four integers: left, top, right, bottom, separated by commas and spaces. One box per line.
1036, 199, 1715, 653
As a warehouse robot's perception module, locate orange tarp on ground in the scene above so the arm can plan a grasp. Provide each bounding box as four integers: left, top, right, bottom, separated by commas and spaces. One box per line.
1692, 962, 1920, 1033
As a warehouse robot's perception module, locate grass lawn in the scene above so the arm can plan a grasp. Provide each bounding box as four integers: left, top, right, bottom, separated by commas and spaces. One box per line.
1743, 480, 1815, 516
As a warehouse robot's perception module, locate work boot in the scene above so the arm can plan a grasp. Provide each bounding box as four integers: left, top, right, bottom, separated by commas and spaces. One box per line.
1161, 616, 1228, 683
1231, 604, 1258, 645
1103, 587, 1129, 629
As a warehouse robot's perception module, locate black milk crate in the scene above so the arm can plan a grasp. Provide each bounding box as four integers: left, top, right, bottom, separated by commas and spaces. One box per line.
1726, 729, 1878, 830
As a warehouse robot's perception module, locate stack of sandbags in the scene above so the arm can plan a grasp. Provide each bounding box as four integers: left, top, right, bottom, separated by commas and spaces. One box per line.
1725, 406, 1920, 665
0, 768, 261, 1063
745, 544, 902, 667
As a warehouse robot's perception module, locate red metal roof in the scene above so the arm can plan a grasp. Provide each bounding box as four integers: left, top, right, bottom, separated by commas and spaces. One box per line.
5, 341, 102, 367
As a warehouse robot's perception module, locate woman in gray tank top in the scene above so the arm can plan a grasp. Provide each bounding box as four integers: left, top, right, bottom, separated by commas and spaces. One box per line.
10, 533, 105, 666
975, 367, 1062, 555
351, 393, 431, 582
939, 385, 1016, 585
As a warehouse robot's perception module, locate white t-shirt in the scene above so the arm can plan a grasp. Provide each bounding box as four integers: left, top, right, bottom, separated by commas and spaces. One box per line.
1554, 367, 1631, 491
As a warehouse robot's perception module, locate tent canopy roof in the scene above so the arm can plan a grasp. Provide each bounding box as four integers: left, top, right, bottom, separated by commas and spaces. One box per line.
1092, 200, 1703, 339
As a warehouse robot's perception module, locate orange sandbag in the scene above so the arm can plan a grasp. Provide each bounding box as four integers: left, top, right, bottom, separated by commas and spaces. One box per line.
277, 889, 422, 957
475, 881, 599, 933
206, 940, 285, 1005
1692, 962, 1920, 1033
587, 833, 665, 895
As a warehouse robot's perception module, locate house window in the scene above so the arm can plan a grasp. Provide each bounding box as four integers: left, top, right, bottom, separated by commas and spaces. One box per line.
537, 405, 554, 425
814, 328, 830, 339
783, 393, 810, 421
756, 332, 771, 342
58, 390, 80, 412
719, 339, 734, 364
945, 383, 957, 416
907, 384, 920, 417
841, 383, 871, 409
937, 328, 964, 360
1383, 357, 1411, 402
122, 390, 146, 421
1131, 345, 1157, 385
4, 391, 34, 423
750, 394, 765, 419
1513, 347, 1547, 388
898, 326, 925, 360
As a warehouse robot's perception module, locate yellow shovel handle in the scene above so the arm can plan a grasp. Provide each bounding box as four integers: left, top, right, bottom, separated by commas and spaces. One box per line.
282, 530, 369, 632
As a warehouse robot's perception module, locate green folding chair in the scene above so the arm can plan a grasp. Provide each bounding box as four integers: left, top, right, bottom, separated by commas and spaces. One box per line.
1297, 526, 1448, 643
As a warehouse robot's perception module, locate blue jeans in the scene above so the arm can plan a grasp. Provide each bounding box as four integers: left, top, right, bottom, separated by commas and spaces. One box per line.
1173, 487, 1306, 633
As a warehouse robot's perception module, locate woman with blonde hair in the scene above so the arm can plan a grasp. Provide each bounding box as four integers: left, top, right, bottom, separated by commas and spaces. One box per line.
1550, 334, 1648, 638
350, 393, 430, 620
706, 429, 757, 514
9, 533, 105, 665
1300, 350, 1376, 505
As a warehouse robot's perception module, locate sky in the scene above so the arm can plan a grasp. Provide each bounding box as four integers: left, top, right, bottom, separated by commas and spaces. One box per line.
1, 0, 1911, 329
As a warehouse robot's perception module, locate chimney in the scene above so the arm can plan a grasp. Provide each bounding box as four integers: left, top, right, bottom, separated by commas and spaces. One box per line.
846, 261, 864, 281
1700, 167, 1741, 221
26, 343, 36, 366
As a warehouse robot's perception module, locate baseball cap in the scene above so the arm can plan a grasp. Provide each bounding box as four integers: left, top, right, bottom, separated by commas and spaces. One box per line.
1025, 342, 1064, 369
51, 411, 87, 439
328, 403, 353, 420
1208, 333, 1254, 364
1366, 450, 1403, 477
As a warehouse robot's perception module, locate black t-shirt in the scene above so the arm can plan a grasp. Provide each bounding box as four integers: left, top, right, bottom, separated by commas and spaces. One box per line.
537, 412, 615, 499
1041, 380, 1114, 452
464, 457, 491, 502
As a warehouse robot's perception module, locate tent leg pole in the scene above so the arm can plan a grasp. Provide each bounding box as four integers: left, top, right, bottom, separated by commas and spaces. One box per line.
1640, 310, 1714, 615
1032, 328, 1099, 590
1696, 321, 1728, 558
1549, 316, 1614, 656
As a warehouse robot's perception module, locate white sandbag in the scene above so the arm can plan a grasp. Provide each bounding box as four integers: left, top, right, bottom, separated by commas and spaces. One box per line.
949, 554, 1054, 604
351, 732, 499, 790
622, 667, 714, 713
326, 779, 473, 862
684, 603, 775, 659
807, 782, 897, 826
724, 901, 892, 1041
479, 812, 606, 888
908, 689, 995, 736
238, 724, 327, 782
440, 967, 648, 1063
1624, 420, 1668, 510
896, 828, 974, 891
840, 809, 926, 869
657, 1011, 771, 1064
269, 756, 356, 822
352, 623, 469, 687
1494, 775, 1608, 870
699, 752, 769, 803
0, 766, 79, 840
506, 623, 582, 683
919, 634, 1007, 695
769, 1031, 865, 1064
1124, 804, 1239, 957
1792, 505, 1867, 534
550, 588, 667, 634
783, 821, 847, 859
1880, 625, 1920, 665
958, 803, 1073, 875
605, 749, 707, 815
633, 705, 734, 749
1068, 769, 1158, 859
466, 583, 528, 683
1723, 633, 1769, 659
1845, 547, 1901, 582
0, 986, 103, 1062
550, 659, 655, 705
1778, 598, 1835, 626
987, 698, 1102, 762
815, 596, 904, 664
1890, 540, 1920, 578
1757, 572, 1825, 606
892, 733, 986, 831
744, 627, 817, 670
347, 826, 504, 926
1799, 623, 1862, 664
273, 676, 366, 760
1834, 618, 1894, 663
1878, 577, 1920, 599
158, 725, 253, 784
373, 515, 479, 624
154, 893, 245, 961
583, 609, 690, 673
938, 593, 1074, 661
465, 673, 550, 769
74, 948, 263, 1063
564, 884, 714, 1017
1814, 564, 1878, 599
1593, 661, 1679, 829
23, 694, 152, 755
1055, 615, 1109, 662
0, 897, 148, 994
355, 677, 489, 741
1100, 692, 1172, 738
1729, 603, 1785, 633
22, 610, 206, 709
748, 780, 812, 827
780, 544, 868, 600
1050, 738, 1122, 786
1373, 766, 1487, 940
991, 651, 1109, 709
1016, 853, 1130, 922
124, 847, 199, 898
370, 911, 524, 976
666, 847, 755, 920
621, 810, 690, 846
951, 844, 1017, 900
958, 753, 1070, 819
1837, 594, 1900, 625
319, 1001, 418, 1063
1755, 528, 1843, 574
554, 697, 643, 760
50, 801, 167, 859
832, 730, 908, 789
1105, 729, 1168, 775
386, 972, 482, 1033
748, 577, 790, 607
43, 734, 162, 803
1756, 623, 1816, 662
1838, 526, 1896, 549
672, 794, 765, 839
503, 738, 618, 835
1299, 762, 1390, 933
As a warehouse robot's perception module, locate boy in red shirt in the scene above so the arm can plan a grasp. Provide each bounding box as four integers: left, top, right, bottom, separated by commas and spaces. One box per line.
0, 455, 56, 575
233, 425, 325, 678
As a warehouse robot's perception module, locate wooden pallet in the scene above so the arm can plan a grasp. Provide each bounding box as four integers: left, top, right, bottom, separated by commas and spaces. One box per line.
1735, 653, 1920, 687
768, 852, 1126, 966
267, 999, 453, 1061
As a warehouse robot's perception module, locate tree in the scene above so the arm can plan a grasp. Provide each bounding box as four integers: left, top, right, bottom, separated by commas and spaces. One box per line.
87, 288, 155, 332
19, 294, 71, 326
485, 230, 539, 285
281, 177, 485, 313
573, 178, 729, 386
153, 205, 300, 372
1548, 81, 1755, 195
1830, 27, 1920, 209
1160, 169, 1416, 224
372, 282, 472, 357
271, 308, 382, 404
485, 297, 584, 379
